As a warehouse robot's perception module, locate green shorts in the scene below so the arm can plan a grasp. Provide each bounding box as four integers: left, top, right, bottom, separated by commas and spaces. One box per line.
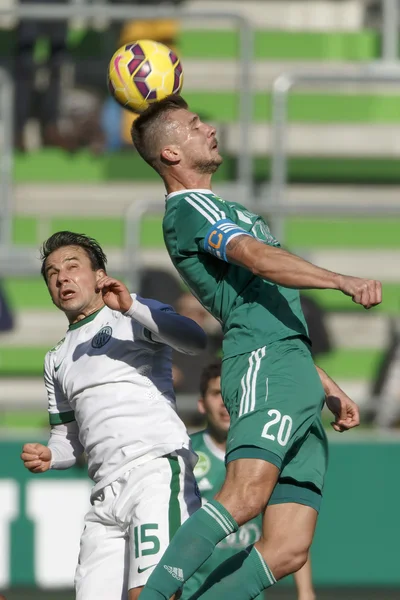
222, 338, 328, 512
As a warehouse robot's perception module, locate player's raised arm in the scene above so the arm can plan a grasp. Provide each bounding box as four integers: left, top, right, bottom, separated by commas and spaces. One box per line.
96, 275, 207, 354
224, 234, 381, 309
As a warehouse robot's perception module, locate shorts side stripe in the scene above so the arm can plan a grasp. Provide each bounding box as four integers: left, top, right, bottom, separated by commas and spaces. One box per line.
250, 347, 266, 413
250, 346, 266, 411
167, 456, 182, 541
240, 351, 255, 417
239, 374, 247, 418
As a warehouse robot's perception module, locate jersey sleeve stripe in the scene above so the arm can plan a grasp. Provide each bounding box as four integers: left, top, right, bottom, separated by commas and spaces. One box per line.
189, 193, 221, 222
185, 197, 216, 224
49, 410, 76, 426
196, 192, 227, 220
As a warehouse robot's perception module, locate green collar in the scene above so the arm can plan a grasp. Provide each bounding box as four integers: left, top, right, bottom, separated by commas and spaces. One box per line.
68, 306, 105, 331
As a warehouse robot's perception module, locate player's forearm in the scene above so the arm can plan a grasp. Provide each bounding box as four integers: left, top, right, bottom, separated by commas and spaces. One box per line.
48, 422, 84, 470
125, 297, 207, 354
252, 245, 340, 290
316, 365, 341, 398
227, 236, 341, 290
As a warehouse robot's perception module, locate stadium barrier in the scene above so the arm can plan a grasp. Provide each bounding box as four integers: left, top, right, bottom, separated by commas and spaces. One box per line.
0, 437, 399, 588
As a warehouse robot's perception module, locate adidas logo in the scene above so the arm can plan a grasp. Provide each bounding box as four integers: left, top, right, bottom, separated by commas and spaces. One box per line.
163, 565, 184, 582
198, 477, 213, 492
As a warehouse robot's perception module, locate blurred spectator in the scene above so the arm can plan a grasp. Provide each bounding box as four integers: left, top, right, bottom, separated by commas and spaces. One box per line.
371, 319, 400, 429
172, 292, 222, 394
300, 293, 332, 359
58, 86, 105, 154
14, 0, 73, 151
0, 282, 14, 332
139, 268, 182, 307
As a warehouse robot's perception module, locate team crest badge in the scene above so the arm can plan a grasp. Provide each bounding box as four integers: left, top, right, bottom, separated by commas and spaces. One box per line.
194, 451, 211, 478
92, 326, 112, 348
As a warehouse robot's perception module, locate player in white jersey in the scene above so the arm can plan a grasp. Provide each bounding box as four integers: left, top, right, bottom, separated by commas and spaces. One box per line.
20, 231, 207, 600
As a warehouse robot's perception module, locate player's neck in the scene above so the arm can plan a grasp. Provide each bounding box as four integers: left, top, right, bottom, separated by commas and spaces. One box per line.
164, 172, 212, 194
66, 298, 105, 325
206, 428, 227, 453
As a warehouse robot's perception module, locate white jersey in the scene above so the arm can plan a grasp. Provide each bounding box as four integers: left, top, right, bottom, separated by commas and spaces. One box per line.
44, 296, 193, 496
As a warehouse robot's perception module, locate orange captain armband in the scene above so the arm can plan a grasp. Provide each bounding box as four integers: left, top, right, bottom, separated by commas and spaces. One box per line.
203, 219, 251, 261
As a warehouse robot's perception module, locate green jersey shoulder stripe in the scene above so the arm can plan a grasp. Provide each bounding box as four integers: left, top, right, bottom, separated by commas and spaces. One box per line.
193, 192, 226, 220
185, 195, 216, 224
184, 193, 226, 224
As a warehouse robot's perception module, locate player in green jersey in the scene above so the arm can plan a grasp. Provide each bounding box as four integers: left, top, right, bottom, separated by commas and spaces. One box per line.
183, 362, 316, 600
131, 95, 382, 600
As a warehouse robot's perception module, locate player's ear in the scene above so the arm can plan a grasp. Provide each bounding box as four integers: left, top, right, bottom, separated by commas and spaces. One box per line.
95, 269, 106, 281
161, 144, 180, 166
197, 397, 206, 416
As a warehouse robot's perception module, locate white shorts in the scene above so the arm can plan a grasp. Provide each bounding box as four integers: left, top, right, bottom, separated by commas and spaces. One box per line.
75, 450, 200, 600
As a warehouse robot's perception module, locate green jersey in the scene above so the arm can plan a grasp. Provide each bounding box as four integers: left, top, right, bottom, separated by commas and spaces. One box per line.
182, 430, 263, 600
163, 189, 309, 358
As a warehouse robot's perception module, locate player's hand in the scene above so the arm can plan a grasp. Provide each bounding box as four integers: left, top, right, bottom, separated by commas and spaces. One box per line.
21, 443, 52, 473
325, 393, 360, 433
96, 276, 133, 313
337, 275, 382, 309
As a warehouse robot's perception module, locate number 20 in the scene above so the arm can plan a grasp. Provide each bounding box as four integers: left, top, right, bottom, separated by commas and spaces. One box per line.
261, 409, 292, 446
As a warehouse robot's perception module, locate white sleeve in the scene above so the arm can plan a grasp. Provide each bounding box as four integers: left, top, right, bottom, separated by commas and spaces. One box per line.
48, 422, 85, 470
44, 352, 75, 426
125, 294, 207, 355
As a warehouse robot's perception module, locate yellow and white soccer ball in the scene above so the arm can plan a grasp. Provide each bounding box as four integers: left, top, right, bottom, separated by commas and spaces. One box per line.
107, 39, 184, 113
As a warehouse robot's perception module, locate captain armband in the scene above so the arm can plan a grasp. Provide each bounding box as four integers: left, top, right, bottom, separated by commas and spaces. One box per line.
203, 219, 252, 262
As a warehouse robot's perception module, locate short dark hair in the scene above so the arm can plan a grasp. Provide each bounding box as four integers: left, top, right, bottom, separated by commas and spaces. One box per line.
200, 361, 222, 397
131, 94, 188, 172
40, 231, 107, 281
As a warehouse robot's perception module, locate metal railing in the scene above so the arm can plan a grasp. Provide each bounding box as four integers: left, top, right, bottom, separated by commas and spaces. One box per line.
382, 0, 400, 61
0, 68, 13, 247
268, 63, 400, 242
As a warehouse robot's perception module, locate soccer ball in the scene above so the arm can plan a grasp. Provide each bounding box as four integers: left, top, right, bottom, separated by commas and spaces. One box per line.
107, 39, 184, 113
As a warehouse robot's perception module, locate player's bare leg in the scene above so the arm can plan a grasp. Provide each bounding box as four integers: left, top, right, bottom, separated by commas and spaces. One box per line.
294, 555, 316, 600
167, 462, 317, 600
256, 503, 317, 581
184, 501, 318, 600
139, 458, 279, 599
215, 458, 280, 525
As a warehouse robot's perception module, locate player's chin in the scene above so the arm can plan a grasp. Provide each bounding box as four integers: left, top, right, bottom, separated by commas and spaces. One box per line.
216, 419, 230, 433
60, 296, 81, 310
